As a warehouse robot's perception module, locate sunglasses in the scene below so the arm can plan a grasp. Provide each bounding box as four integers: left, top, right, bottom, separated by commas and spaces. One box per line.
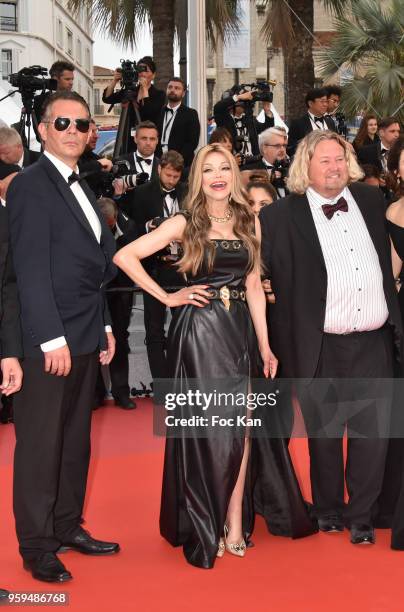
44, 117, 91, 133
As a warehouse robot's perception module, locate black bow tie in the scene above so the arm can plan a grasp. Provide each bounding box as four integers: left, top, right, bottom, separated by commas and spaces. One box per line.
322, 196, 348, 220
136, 156, 152, 166
381, 148, 388, 156
165, 107, 174, 114
68, 172, 84, 185
164, 189, 177, 200
314, 115, 325, 123
263, 161, 273, 169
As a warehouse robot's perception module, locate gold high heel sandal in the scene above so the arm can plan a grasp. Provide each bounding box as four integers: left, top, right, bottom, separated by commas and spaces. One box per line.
216, 538, 225, 558
223, 524, 246, 557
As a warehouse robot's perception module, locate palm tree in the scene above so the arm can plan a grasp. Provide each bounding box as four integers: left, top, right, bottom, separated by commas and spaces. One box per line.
68, 0, 239, 90
259, 0, 349, 121
319, 0, 404, 122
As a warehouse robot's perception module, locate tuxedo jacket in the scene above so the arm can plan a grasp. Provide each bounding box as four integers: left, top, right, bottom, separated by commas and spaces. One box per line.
7, 155, 117, 358
156, 104, 200, 168
287, 114, 336, 157
102, 84, 166, 127
108, 211, 138, 290
260, 182, 403, 379
115, 151, 160, 179
0, 148, 40, 178
0, 205, 22, 358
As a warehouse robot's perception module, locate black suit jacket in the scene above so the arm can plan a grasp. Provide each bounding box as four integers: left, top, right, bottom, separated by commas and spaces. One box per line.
260, 182, 402, 379
156, 104, 200, 167
0, 148, 41, 179
8, 155, 117, 358
0, 205, 22, 358
115, 152, 160, 179
108, 211, 138, 289
287, 114, 336, 157
357, 141, 384, 173
102, 84, 165, 126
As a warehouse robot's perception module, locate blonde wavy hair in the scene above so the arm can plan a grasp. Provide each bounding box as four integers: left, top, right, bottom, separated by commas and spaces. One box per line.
287, 130, 364, 194
178, 144, 259, 276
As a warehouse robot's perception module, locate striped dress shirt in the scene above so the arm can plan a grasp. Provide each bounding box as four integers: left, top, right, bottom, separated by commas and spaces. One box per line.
306, 186, 388, 334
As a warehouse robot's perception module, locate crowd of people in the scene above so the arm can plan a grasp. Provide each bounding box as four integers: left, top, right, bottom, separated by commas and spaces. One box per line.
0, 54, 403, 593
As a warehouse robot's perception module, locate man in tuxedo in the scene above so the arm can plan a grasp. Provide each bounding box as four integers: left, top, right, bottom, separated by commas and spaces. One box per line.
8, 90, 120, 583
260, 130, 402, 546
102, 56, 165, 153
0, 127, 40, 172
125, 150, 186, 394
243, 127, 289, 198
157, 77, 200, 168
95, 198, 138, 410
214, 88, 260, 156
324, 85, 342, 129
358, 116, 401, 175
287, 88, 336, 157
0, 199, 23, 601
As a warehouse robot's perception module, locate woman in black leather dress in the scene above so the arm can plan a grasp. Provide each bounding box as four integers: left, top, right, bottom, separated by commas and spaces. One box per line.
114, 144, 316, 568
381, 136, 404, 548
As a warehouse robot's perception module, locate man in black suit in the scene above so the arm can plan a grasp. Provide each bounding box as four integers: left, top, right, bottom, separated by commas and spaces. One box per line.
125, 150, 187, 393
95, 198, 138, 409
260, 130, 402, 546
102, 56, 165, 154
242, 127, 289, 198
0, 201, 23, 601
214, 88, 260, 156
358, 116, 401, 175
8, 90, 120, 583
78, 119, 113, 198
0, 127, 40, 172
156, 77, 200, 168
287, 88, 336, 157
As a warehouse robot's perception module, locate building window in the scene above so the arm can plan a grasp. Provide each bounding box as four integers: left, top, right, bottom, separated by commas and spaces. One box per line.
1, 48, 12, 80
66, 28, 73, 56
0, 2, 17, 31
85, 47, 90, 72
56, 18, 63, 47
77, 38, 82, 64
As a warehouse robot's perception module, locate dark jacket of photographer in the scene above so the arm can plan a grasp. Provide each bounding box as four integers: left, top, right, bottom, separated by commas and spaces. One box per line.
213, 96, 259, 156
102, 84, 165, 128
78, 150, 106, 198
123, 177, 187, 274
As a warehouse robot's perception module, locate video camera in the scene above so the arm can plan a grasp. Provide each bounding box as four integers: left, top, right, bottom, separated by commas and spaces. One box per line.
9, 65, 57, 97
227, 81, 276, 105
271, 158, 290, 188
99, 159, 149, 198
116, 59, 150, 102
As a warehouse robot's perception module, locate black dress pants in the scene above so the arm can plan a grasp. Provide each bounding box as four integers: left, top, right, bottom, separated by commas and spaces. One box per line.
108, 290, 133, 399
143, 266, 184, 382
13, 353, 98, 560
298, 326, 394, 525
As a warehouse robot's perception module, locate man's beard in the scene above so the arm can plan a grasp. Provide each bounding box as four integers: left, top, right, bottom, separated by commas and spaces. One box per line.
167, 94, 182, 103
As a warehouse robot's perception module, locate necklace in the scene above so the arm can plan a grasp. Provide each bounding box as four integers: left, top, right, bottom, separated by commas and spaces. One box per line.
208, 207, 233, 224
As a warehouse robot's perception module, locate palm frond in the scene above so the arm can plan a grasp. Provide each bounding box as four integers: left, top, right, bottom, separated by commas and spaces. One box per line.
205, 0, 240, 48
260, 0, 293, 49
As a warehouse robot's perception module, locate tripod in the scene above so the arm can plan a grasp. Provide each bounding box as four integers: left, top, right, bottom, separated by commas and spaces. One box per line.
0, 87, 40, 147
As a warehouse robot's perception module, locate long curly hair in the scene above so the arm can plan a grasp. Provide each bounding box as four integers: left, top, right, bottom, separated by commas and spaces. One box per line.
178, 144, 259, 276
352, 114, 379, 150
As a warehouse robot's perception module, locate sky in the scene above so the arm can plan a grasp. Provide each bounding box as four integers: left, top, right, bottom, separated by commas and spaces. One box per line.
93, 26, 152, 71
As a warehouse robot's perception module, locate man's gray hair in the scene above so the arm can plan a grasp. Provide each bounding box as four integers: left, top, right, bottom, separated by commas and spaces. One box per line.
0, 127, 22, 148
258, 127, 287, 155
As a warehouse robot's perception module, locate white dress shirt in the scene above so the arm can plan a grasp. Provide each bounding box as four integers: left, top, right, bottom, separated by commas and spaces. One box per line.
132, 152, 154, 178
308, 112, 327, 131
161, 102, 181, 152
41, 151, 111, 353
307, 186, 388, 334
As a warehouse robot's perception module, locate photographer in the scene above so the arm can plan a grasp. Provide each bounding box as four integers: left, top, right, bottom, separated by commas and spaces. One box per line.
78, 119, 113, 198
102, 56, 165, 138
33, 61, 74, 122
242, 127, 289, 198
213, 87, 260, 156
124, 151, 187, 395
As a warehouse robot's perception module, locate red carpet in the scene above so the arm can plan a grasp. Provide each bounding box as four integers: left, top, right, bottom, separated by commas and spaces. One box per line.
1, 400, 404, 611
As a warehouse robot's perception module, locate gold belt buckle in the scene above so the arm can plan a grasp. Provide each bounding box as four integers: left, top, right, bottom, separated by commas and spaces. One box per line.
220, 285, 231, 311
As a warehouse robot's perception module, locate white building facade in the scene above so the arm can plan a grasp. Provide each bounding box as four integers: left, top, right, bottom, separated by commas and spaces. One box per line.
0, 0, 94, 110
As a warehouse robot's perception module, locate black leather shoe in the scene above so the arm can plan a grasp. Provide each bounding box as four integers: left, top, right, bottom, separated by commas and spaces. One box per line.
114, 396, 136, 410
0, 588, 9, 601
23, 552, 72, 583
318, 515, 345, 533
350, 524, 375, 545
58, 528, 120, 555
